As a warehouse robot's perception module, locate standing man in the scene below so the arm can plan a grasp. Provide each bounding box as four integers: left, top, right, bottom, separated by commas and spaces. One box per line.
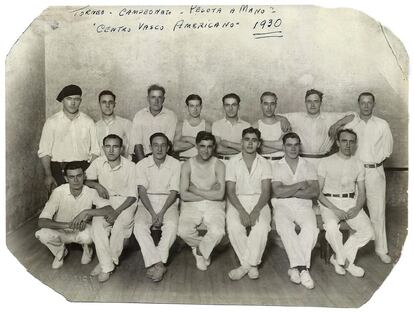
95, 90, 132, 159
35, 161, 114, 269
318, 129, 375, 277
271, 132, 319, 289
253, 91, 289, 161
178, 131, 226, 271
133, 132, 181, 282
130, 85, 177, 162
85, 134, 137, 283
38, 84, 100, 193
226, 127, 272, 280
345, 92, 393, 264
212, 93, 250, 162
173, 94, 211, 161
283, 89, 355, 167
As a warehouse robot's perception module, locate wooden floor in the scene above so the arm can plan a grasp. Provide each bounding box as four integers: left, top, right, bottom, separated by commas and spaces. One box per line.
6, 205, 407, 307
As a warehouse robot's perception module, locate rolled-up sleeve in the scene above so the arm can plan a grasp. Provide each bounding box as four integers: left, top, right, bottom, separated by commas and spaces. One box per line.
89, 122, 101, 157
135, 161, 148, 189
38, 119, 54, 158
39, 188, 60, 219
166, 112, 178, 142
381, 122, 393, 159
91, 189, 111, 208
168, 160, 181, 192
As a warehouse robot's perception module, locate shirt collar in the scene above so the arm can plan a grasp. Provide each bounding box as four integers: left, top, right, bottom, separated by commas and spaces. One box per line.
224, 117, 243, 125
147, 155, 171, 169
60, 110, 81, 121
101, 115, 117, 125
145, 106, 167, 116
65, 184, 85, 198
103, 156, 124, 171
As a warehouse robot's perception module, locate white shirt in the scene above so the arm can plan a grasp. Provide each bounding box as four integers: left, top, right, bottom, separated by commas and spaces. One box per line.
345, 115, 393, 164
284, 112, 352, 155
318, 154, 365, 194
130, 107, 177, 155
257, 119, 284, 157
272, 157, 317, 210
38, 111, 100, 162
96, 115, 132, 157
85, 156, 136, 198
226, 153, 272, 195
212, 118, 251, 143
135, 155, 181, 194
180, 119, 206, 158
39, 184, 110, 223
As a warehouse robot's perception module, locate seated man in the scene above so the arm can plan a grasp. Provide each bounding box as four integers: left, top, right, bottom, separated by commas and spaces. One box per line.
85, 134, 137, 282
178, 131, 226, 271
226, 127, 272, 280
133, 132, 181, 282
271, 132, 319, 289
173, 94, 211, 161
318, 129, 375, 277
35, 161, 114, 269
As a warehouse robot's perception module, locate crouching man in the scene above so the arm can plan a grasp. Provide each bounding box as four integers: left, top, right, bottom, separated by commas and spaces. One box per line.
35, 161, 114, 269
178, 131, 226, 270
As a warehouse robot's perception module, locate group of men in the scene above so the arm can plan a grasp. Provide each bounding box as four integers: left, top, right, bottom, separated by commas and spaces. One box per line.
36, 83, 393, 289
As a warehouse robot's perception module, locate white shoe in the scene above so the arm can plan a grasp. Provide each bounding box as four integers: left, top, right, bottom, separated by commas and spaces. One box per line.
81, 244, 93, 265
98, 271, 111, 283
192, 247, 207, 271
377, 253, 392, 264
329, 256, 346, 275
247, 266, 259, 280
52, 248, 68, 269
205, 257, 211, 267
300, 270, 315, 289
228, 266, 249, 280
90, 264, 102, 276
346, 264, 365, 277
287, 268, 301, 284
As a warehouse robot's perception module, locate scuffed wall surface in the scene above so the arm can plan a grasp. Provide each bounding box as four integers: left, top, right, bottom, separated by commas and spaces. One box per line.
6, 19, 47, 233
42, 5, 408, 167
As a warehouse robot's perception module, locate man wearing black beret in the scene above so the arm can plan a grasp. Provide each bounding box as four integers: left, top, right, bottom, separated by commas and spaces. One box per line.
38, 84, 100, 194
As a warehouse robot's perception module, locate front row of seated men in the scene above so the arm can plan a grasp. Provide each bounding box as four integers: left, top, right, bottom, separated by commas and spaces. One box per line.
36, 127, 375, 289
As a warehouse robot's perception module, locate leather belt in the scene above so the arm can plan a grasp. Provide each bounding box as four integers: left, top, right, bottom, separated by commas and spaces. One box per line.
262, 156, 283, 160
300, 153, 329, 159
364, 161, 383, 168
217, 155, 233, 160
324, 192, 355, 198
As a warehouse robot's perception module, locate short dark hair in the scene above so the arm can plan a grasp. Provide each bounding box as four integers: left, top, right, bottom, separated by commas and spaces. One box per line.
260, 91, 278, 103
147, 84, 166, 96
195, 131, 216, 145
282, 132, 301, 145
185, 94, 202, 106
149, 132, 169, 145
305, 89, 323, 101
242, 127, 261, 140
222, 93, 241, 105
358, 92, 375, 103
103, 134, 123, 147
98, 90, 116, 102
337, 129, 358, 141
64, 161, 86, 175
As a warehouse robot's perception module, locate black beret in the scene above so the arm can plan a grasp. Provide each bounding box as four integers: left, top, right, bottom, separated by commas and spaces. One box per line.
56, 84, 82, 102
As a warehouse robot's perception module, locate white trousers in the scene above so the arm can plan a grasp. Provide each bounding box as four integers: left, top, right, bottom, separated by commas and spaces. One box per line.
178, 200, 226, 259
320, 198, 375, 265
133, 195, 179, 268
226, 195, 271, 267
91, 198, 137, 273
365, 166, 388, 255
272, 200, 319, 268
35, 226, 93, 258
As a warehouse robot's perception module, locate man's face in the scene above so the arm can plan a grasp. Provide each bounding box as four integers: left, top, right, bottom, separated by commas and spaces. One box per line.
241, 132, 260, 154
305, 93, 322, 116
261, 95, 277, 118
358, 95, 375, 117
223, 97, 239, 119
151, 136, 169, 161
62, 95, 82, 115
283, 137, 301, 159
187, 99, 202, 118
148, 90, 165, 113
337, 132, 357, 157
196, 139, 215, 161
99, 94, 116, 117
103, 138, 122, 162
65, 168, 85, 190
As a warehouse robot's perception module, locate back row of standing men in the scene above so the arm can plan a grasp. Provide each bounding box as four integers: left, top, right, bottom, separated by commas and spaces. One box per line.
36, 84, 393, 288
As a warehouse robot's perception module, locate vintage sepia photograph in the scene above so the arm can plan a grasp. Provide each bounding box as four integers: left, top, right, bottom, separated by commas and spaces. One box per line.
2, 0, 411, 311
